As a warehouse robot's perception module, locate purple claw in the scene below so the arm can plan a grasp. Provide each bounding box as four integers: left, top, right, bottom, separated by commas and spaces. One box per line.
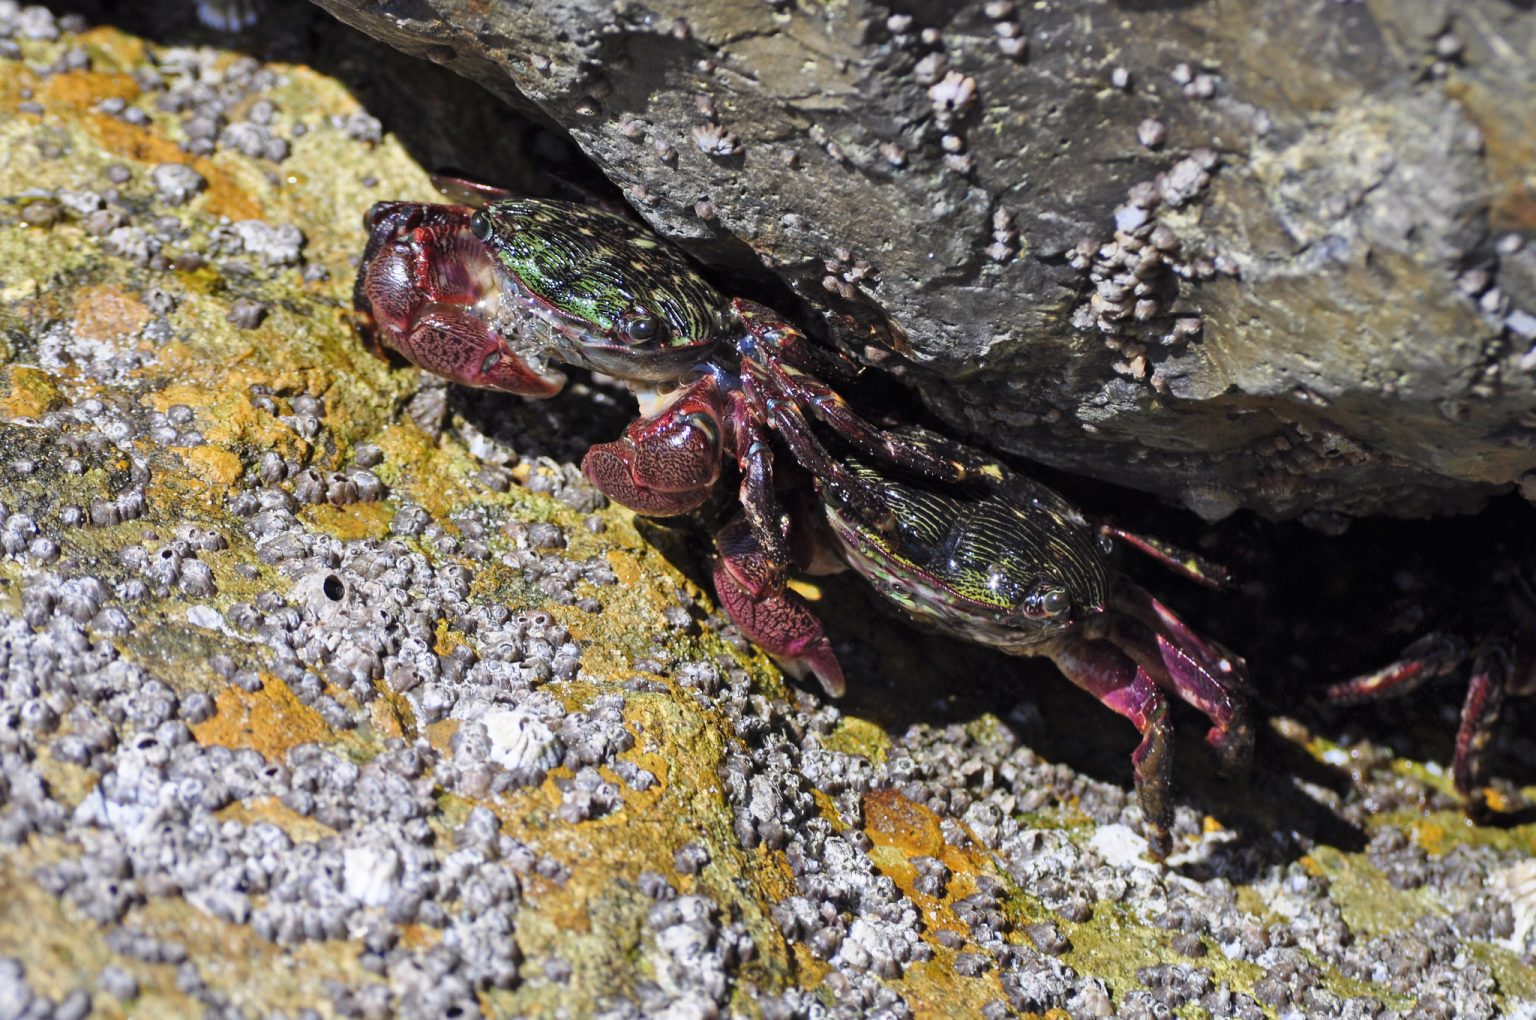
354, 201, 566, 397
583, 375, 726, 516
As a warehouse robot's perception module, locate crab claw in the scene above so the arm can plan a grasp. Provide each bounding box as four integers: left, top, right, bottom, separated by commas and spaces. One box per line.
712, 517, 846, 697
583, 375, 727, 516
354, 201, 566, 397
398, 303, 567, 396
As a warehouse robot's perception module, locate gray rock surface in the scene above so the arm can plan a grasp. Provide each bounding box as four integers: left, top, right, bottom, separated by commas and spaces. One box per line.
311, 0, 1536, 521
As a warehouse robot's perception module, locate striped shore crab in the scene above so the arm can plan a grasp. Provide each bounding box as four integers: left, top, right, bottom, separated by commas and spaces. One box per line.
603, 312, 1254, 858
827, 442, 1254, 858
352, 182, 1254, 857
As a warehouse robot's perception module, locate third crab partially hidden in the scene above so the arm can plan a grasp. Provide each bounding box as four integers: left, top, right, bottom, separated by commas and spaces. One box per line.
353, 177, 1523, 858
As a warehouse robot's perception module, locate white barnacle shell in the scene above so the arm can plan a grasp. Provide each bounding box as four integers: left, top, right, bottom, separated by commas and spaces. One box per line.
342, 843, 401, 908
483, 708, 564, 783
1492, 858, 1536, 955
292, 568, 351, 623
927, 71, 977, 115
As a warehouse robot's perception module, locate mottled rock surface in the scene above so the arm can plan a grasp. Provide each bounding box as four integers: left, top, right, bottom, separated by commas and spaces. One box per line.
312, 0, 1536, 521
1, 5, 1535, 1019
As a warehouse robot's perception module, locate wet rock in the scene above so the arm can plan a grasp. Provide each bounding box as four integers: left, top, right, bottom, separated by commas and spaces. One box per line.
312, 0, 1536, 520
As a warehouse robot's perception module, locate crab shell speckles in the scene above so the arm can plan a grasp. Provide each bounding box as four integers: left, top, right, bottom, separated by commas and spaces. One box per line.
474, 199, 730, 381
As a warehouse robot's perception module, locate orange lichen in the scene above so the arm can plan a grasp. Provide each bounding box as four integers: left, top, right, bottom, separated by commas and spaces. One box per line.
192, 675, 333, 760
218, 797, 336, 843
180, 445, 245, 487
606, 549, 643, 586
425, 719, 460, 756
38, 68, 138, 109
1484, 786, 1515, 815
1414, 819, 1448, 857
369, 691, 416, 741
863, 788, 944, 858
0, 366, 63, 419
303, 502, 393, 542
71, 283, 152, 341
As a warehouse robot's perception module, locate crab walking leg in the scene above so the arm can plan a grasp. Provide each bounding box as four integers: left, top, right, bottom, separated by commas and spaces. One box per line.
1453, 643, 1511, 811
1104, 582, 1253, 772
729, 392, 796, 575
712, 516, 846, 698
1101, 525, 1232, 589
732, 298, 1004, 489
740, 373, 897, 533
730, 297, 862, 384
766, 360, 1006, 487
582, 375, 726, 515
1045, 637, 1174, 860
1324, 632, 1468, 703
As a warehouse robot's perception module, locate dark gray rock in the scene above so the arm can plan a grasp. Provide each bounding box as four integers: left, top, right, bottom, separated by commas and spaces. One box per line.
309, 0, 1536, 520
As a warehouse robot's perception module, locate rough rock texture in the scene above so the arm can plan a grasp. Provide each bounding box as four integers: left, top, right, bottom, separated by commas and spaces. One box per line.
310, 0, 1536, 522
1, 5, 1535, 1019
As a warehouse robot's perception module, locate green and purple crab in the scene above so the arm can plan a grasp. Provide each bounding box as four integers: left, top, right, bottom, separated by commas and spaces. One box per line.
352, 180, 1253, 858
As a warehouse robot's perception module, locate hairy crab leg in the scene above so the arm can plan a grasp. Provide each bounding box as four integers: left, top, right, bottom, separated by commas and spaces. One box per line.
712, 516, 846, 697
1044, 637, 1174, 860
1325, 584, 1535, 818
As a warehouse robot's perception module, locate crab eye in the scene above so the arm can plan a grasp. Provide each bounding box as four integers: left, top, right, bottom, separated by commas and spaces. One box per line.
623, 313, 663, 344
469, 211, 491, 241
1026, 583, 1071, 619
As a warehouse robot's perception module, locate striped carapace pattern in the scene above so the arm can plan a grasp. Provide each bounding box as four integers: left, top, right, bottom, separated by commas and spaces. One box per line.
478, 199, 728, 350
825, 435, 1109, 652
